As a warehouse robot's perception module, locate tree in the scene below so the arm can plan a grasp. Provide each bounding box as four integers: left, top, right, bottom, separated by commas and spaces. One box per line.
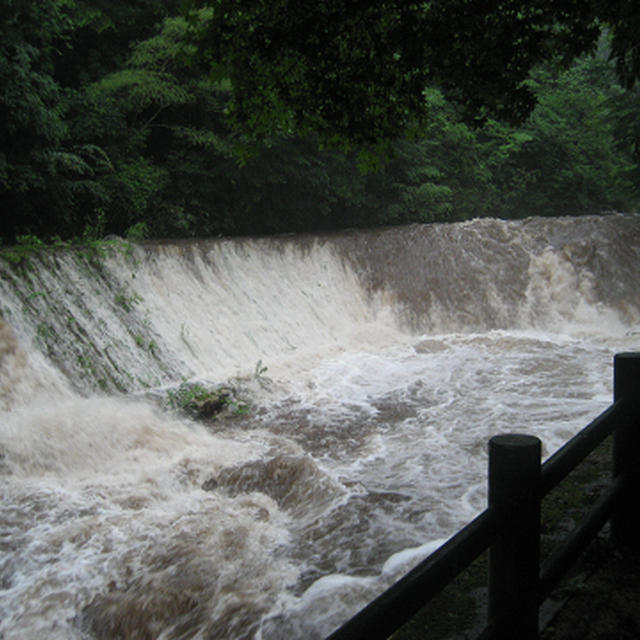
0, 0, 72, 241
0, 0, 191, 243
2, 1, 638, 243
53, 0, 184, 88
497, 52, 639, 216
188, 1, 638, 151
597, 0, 640, 89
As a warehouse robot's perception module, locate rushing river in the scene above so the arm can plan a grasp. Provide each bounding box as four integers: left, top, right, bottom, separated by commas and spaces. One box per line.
1, 215, 639, 639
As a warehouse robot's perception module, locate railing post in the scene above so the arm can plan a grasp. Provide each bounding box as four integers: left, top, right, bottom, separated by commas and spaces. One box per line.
612, 352, 640, 550
488, 434, 541, 640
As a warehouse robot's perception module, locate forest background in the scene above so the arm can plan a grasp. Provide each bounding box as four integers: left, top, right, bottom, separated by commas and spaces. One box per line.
2, 1, 640, 245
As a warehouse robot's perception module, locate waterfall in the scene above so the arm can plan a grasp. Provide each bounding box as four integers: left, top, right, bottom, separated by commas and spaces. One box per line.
1, 215, 639, 639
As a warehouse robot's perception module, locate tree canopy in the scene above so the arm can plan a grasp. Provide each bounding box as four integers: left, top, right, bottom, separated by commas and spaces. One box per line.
188, 1, 637, 149
1, 1, 639, 244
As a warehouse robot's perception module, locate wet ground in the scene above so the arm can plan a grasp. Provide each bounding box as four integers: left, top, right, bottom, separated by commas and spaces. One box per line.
541, 540, 640, 640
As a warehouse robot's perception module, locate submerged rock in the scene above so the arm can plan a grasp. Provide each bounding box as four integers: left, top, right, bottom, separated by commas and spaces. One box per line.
201, 477, 218, 491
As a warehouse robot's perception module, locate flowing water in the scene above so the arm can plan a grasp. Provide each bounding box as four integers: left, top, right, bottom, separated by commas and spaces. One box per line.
1, 215, 639, 639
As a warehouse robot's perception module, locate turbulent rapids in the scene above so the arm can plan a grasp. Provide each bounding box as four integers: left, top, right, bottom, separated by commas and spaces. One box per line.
1, 215, 639, 639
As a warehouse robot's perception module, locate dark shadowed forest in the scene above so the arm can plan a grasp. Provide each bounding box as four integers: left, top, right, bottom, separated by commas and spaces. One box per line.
2, 1, 639, 244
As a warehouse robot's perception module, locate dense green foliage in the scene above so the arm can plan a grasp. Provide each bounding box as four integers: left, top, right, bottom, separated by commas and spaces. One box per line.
1, 1, 639, 244
191, 1, 640, 148
189, 0, 604, 146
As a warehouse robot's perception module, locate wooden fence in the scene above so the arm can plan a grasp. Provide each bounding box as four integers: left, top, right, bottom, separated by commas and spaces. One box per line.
326, 352, 640, 640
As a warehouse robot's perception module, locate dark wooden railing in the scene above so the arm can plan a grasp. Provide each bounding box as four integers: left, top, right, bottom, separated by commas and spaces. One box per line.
326, 352, 640, 640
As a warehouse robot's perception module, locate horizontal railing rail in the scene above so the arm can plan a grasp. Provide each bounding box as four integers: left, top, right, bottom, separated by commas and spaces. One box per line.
326, 509, 498, 640
539, 400, 622, 496
326, 352, 640, 640
538, 474, 625, 600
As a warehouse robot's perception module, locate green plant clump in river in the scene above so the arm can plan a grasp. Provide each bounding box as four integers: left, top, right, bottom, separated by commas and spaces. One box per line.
167, 381, 236, 419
